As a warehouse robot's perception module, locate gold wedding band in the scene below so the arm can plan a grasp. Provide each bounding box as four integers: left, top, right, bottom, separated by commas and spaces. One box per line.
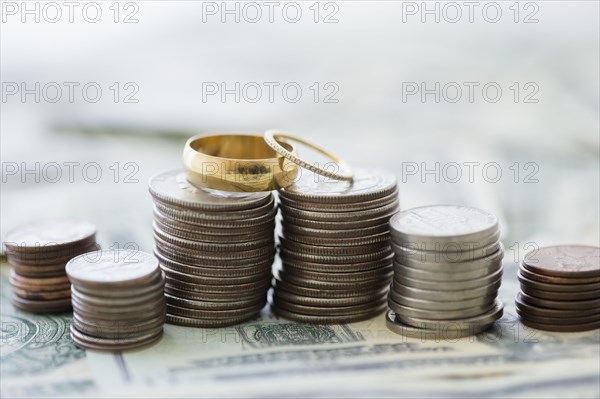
263, 130, 353, 181
183, 134, 299, 192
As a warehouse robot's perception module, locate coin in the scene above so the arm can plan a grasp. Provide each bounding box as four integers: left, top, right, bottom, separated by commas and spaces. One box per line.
165, 276, 271, 294
154, 234, 274, 260
153, 194, 275, 221
273, 294, 387, 316
164, 285, 264, 302
282, 211, 398, 230
4, 220, 96, 252
271, 301, 387, 324
72, 313, 166, 337
518, 290, 600, 311
393, 260, 503, 282
515, 293, 599, 318
155, 246, 274, 269
519, 317, 600, 332
148, 170, 271, 211
75, 272, 165, 298
281, 222, 390, 239
164, 293, 266, 311
522, 245, 600, 278
393, 241, 503, 266
12, 295, 72, 313
71, 285, 164, 307
396, 267, 503, 291
517, 271, 600, 293
279, 253, 393, 273
389, 205, 499, 248
279, 189, 399, 212
274, 278, 390, 299
388, 297, 495, 321
155, 203, 277, 228
276, 269, 392, 291
282, 230, 390, 247
385, 310, 493, 339
160, 265, 271, 285
154, 250, 271, 277
280, 199, 399, 222
66, 250, 160, 289
388, 284, 497, 311
13, 287, 71, 301
153, 220, 274, 243
519, 284, 599, 301
279, 237, 389, 256
153, 226, 273, 252
70, 324, 163, 351
392, 279, 501, 302
282, 262, 393, 282
166, 301, 265, 319
274, 286, 388, 307
165, 313, 258, 328
516, 309, 599, 326
279, 168, 397, 204
519, 264, 600, 285
279, 246, 392, 265
395, 299, 504, 330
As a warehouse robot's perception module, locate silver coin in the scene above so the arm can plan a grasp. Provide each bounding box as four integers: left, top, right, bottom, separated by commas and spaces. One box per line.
73, 302, 166, 322
395, 299, 504, 330
282, 262, 393, 282
282, 230, 390, 247
166, 301, 266, 319
74, 271, 165, 298
160, 264, 271, 286
153, 194, 275, 221
73, 313, 165, 337
148, 170, 271, 211
154, 239, 275, 261
274, 286, 388, 307
272, 294, 387, 316
154, 203, 277, 228
279, 237, 390, 256
70, 324, 163, 351
155, 251, 271, 277
71, 285, 164, 307
280, 199, 399, 222
270, 301, 387, 324
279, 168, 397, 204
72, 295, 165, 316
153, 208, 275, 236
153, 220, 273, 244
385, 310, 494, 339
395, 267, 503, 291
394, 243, 504, 269
154, 247, 274, 269
66, 250, 160, 289
394, 259, 503, 282
279, 246, 392, 265
279, 252, 393, 273
282, 210, 397, 230
164, 293, 266, 311
389, 205, 499, 248
165, 285, 265, 302
392, 279, 501, 302
275, 269, 392, 291
165, 312, 258, 328
274, 278, 391, 299
165, 276, 271, 294
387, 296, 496, 320
388, 284, 497, 311
279, 189, 399, 212
281, 222, 390, 239
153, 225, 273, 251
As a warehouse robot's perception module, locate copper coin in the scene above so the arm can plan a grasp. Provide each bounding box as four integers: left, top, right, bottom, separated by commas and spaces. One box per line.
13, 287, 71, 301
519, 317, 600, 333
520, 284, 599, 301
12, 295, 72, 313
5, 242, 99, 264
4, 220, 96, 253
523, 245, 600, 278
270, 301, 387, 324
516, 309, 599, 325
10, 263, 66, 278
9, 269, 69, 285
515, 293, 599, 318
517, 271, 600, 293
519, 263, 600, 285
519, 290, 600, 310
66, 250, 160, 289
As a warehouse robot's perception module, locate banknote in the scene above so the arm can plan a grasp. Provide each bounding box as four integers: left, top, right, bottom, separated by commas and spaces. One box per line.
2, 259, 599, 398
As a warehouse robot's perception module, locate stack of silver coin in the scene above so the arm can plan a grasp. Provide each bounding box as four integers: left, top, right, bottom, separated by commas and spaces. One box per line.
272, 169, 399, 324
4, 220, 97, 314
66, 249, 166, 351
387, 205, 504, 338
149, 170, 275, 327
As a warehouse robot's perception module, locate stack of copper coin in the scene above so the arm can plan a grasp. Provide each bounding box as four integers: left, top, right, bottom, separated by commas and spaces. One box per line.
272, 169, 399, 324
387, 205, 504, 338
66, 249, 166, 350
516, 245, 600, 332
4, 220, 97, 313
149, 170, 275, 327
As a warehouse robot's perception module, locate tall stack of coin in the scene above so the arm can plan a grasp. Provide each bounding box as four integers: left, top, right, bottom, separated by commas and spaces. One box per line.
272, 169, 399, 324
516, 245, 600, 332
386, 205, 504, 338
66, 249, 165, 350
149, 170, 275, 327
4, 220, 97, 313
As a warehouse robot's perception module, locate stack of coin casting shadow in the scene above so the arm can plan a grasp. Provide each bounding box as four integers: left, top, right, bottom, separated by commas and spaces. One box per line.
272, 169, 399, 323
516, 245, 600, 332
66, 250, 166, 350
386, 205, 504, 338
149, 170, 276, 327
4, 221, 97, 313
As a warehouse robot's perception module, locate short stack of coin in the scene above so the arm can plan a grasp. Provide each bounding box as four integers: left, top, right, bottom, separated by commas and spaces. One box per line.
387, 205, 504, 338
149, 170, 275, 327
271, 168, 398, 324
4, 220, 97, 313
516, 245, 600, 332
66, 249, 165, 350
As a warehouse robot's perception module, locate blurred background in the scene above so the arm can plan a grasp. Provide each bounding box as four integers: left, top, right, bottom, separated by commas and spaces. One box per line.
1, 0, 599, 256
